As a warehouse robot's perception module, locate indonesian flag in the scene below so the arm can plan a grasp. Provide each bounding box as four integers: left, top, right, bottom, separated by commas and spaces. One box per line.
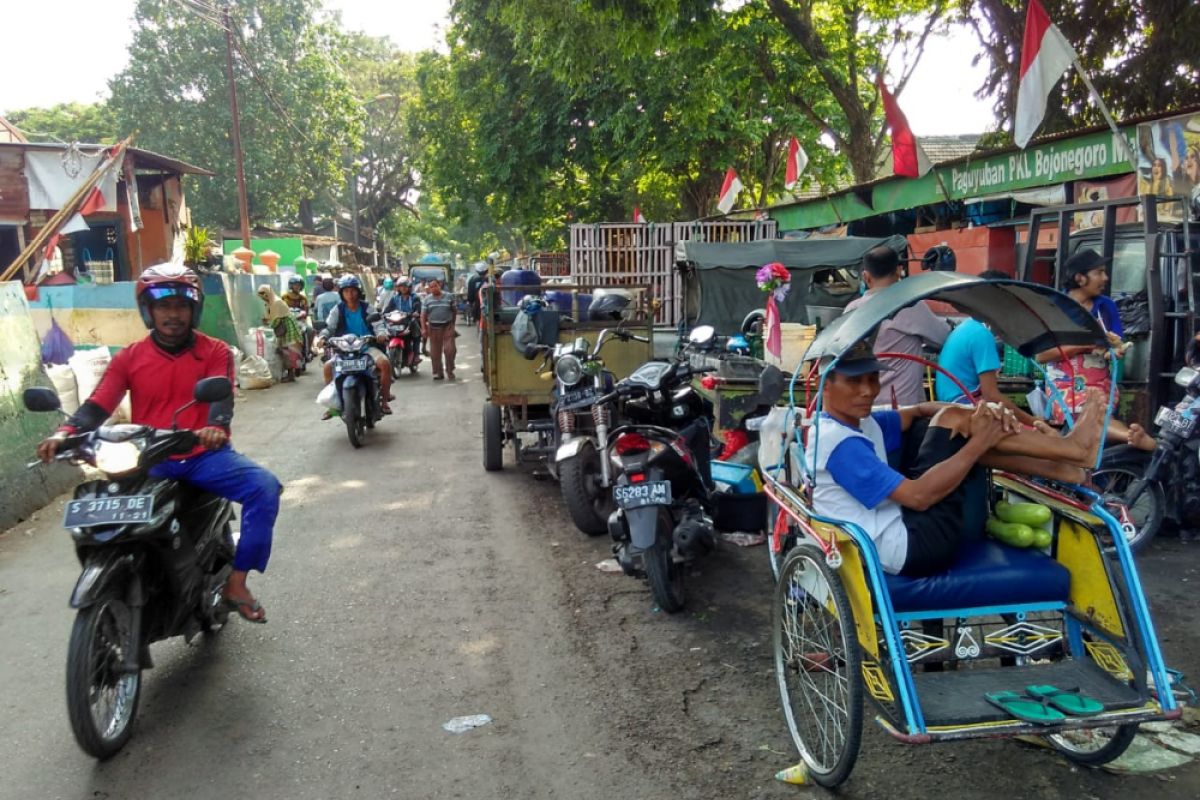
877, 77, 931, 178
716, 168, 743, 214
784, 137, 808, 191
61, 187, 108, 234
633, 206, 646, 224
1014, 0, 1077, 149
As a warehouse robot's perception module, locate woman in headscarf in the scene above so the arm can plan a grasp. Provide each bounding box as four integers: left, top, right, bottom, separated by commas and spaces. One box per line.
257, 284, 304, 382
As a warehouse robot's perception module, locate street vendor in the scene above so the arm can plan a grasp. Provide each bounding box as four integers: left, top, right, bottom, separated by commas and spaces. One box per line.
808, 340, 1104, 576
843, 245, 949, 406
1035, 249, 1155, 451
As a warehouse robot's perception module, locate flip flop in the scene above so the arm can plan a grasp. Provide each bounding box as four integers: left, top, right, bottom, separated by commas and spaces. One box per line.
984, 690, 1065, 725
1025, 685, 1105, 717
224, 596, 268, 624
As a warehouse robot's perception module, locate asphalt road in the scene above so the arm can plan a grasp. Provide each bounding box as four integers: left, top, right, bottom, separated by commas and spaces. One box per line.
2, 333, 1198, 800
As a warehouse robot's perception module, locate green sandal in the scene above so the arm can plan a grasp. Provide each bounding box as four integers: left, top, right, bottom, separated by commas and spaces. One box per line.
984, 690, 1066, 725
1025, 685, 1105, 717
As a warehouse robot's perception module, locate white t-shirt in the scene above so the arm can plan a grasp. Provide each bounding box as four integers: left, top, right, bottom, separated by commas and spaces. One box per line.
804, 412, 909, 573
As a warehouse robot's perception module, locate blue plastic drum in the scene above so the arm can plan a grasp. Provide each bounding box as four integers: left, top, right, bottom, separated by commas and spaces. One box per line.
500, 269, 541, 305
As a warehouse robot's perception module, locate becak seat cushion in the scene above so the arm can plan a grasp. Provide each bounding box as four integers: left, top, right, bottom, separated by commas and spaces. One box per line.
884, 540, 1071, 614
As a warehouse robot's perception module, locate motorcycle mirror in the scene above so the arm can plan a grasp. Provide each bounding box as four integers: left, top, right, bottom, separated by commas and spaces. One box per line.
688, 325, 716, 346
194, 377, 233, 404
23, 387, 62, 412
757, 365, 785, 404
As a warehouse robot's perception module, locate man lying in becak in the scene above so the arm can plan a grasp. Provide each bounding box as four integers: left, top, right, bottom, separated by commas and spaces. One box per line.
807, 340, 1105, 578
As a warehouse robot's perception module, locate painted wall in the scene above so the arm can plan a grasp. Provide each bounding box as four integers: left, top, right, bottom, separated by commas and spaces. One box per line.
0, 282, 79, 528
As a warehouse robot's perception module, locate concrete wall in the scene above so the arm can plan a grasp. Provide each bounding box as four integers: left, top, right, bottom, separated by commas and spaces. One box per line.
0, 283, 80, 528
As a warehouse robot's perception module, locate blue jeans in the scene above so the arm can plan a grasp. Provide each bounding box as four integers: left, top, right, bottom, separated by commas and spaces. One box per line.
150, 447, 281, 573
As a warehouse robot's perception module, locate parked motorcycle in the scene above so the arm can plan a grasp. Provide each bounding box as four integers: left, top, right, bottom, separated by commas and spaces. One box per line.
323, 326, 385, 448
22, 377, 236, 759
1094, 363, 1200, 551
290, 307, 314, 371
385, 309, 422, 377
552, 328, 649, 535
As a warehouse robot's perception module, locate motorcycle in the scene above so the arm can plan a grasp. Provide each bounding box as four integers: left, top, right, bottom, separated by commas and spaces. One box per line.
599, 330, 722, 613
323, 324, 385, 448
290, 307, 314, 370
1094, 363, 1200, 551
552, 328, 649, 536
384, 309, 421, 377
22, 377, 237, 759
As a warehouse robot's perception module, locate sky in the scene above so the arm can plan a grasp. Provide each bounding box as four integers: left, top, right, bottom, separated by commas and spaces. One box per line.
1, 1, 995, 136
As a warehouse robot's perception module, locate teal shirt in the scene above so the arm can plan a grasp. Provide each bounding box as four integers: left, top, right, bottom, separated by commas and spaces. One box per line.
935, 319, 1000, 402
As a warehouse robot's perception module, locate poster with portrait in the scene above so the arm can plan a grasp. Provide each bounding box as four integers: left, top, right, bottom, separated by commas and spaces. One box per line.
1136, 112, 1200, 222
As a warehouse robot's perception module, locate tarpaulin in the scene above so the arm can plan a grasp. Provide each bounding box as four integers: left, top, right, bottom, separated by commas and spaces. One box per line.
24, 149, 123, 233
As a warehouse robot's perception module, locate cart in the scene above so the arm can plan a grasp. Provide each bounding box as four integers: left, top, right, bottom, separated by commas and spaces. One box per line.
763, 271, 1181, 787
481, 282, 653, 472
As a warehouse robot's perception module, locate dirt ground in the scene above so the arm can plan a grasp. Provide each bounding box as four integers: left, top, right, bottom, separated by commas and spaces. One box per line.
0, 333, 1197, 799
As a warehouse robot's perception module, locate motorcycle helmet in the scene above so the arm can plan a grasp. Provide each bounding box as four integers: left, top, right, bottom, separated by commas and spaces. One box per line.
727, 334, 751, 355
338, 274, 363, 300
922, 244, 957, 272
588, 290, 632, 321
473, 261, 488, 274
741, 308, 765, 337
135, 264, 204, 329
288, 275, 305, 291
383, 278, 395, 290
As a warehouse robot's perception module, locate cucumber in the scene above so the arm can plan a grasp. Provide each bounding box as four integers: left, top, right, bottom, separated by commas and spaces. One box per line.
995, 501, 1052, 526
1032, 528, 1053, 549
986, 518, 1035, 548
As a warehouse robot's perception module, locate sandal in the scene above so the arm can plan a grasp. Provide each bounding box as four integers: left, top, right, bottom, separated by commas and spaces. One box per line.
1025, 685, 1105, 717
380, 402, 393, 415
223, 595, 268, 624
984, 690, 1065, 725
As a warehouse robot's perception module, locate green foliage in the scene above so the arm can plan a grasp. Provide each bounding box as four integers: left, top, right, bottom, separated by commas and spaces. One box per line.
182, 226, 213, 266
108, 0, 364, 230
2, 102, 117, 144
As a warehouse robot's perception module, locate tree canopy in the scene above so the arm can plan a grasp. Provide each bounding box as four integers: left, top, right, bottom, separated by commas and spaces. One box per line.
2, 102, 118, 145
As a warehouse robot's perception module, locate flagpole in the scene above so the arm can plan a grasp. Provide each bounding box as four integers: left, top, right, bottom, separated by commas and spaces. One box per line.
1071, 58, 1138, 172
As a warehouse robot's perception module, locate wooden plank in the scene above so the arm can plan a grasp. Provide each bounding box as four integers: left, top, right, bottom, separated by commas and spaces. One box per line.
0, 148, 29, 222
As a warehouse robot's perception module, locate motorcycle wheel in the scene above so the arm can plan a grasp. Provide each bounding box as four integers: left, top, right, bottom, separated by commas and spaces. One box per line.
1092, 464, 1165, 554
389, 350, 402, 380
343, 385, 365, 448
644, 510, 685, 612
559, 446, 610, 536
202, 524, 235, 634
66, 598, 142, 759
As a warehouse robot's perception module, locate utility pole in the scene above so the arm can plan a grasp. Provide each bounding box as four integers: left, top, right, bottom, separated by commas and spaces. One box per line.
223, 4, 252, 249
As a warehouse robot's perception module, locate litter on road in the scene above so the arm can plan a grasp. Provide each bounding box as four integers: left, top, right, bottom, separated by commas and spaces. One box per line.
443, 714, 493, 734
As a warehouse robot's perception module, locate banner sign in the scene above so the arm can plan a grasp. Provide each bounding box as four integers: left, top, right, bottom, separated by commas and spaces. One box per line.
1136, 110, 1200, 222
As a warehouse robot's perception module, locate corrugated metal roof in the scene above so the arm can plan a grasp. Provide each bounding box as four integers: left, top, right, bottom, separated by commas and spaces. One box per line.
0, 142, 213, 176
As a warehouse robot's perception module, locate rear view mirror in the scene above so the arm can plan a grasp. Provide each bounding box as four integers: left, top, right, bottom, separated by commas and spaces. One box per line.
23, 387, 62, 412
194, 377, 233, 404
689, 325, 716, 347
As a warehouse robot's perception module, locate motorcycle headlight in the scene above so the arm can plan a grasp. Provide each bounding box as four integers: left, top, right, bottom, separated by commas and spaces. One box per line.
556, 355, 584, 386
94, 440, 144, 475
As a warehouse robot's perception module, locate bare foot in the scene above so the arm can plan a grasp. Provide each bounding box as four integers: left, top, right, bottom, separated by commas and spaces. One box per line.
1064, 389, 1105, 467
1128, 423, 1156, 452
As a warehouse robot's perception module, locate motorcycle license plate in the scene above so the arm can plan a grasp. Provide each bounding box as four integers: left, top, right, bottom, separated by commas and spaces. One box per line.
337, 356, 370, 373
63, 495, 155, 528
1155, 406, 1195, 437
614, 481, 672, 510
561, 387, 596, 409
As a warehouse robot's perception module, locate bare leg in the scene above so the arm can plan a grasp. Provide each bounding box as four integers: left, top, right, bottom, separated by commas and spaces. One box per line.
981, 453, 1086, 484
1113, 419, 1156, 451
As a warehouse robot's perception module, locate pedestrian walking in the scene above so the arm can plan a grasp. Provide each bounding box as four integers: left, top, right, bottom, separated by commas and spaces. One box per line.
422, 279, 457, 380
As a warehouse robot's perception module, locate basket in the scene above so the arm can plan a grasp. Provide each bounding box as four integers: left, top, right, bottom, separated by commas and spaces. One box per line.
80, 248, 115, 285
1001, 344, 1033, 378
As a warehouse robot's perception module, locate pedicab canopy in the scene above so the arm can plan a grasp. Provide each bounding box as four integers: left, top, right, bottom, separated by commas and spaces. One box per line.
676, 235, 908, 333
805, 271, 1108, 366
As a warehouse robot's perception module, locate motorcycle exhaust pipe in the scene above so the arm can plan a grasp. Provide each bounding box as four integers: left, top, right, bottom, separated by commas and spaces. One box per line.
673, 514, 715, 558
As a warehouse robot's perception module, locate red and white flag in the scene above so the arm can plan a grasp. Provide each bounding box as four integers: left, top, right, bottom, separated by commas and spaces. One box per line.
1014, 0, 1077, 149
716, 168, 743, 214
632, 206, 646, 224
877, 77, 931, 178
784, 137, 808, 191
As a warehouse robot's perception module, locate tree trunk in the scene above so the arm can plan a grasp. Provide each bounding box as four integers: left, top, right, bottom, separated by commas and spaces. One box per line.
299, 199, 316, 232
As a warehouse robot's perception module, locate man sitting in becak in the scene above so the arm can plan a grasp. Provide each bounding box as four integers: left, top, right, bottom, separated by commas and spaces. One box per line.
807, 340, 1105, 577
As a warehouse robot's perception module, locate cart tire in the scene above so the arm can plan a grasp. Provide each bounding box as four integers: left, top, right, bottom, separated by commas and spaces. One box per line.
644, 529, 685, 613
483, 402, 503, 471
1091, 464, 1164, 554
559, 445, 610, 536
1046, 723, 1139, 766
774, 543, 863, 788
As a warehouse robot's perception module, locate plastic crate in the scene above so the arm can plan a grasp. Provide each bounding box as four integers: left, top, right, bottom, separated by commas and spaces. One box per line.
1002, 344, 1033, 378
712, 460, 761, 494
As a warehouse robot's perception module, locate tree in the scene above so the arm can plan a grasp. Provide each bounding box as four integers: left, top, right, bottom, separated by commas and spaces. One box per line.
2, 102, 118, 145
109, 0, 363, 229
961, 1, 1200, 142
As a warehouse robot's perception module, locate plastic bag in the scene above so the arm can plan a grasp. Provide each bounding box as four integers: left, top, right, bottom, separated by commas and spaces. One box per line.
46, 363, 80, 415
315, 381, 341, 411
40, 318, 75, 365
238, 354, 274, 390
68, 348, 131, 422
1117, 291, 1150, 336
242, 328, 283, 382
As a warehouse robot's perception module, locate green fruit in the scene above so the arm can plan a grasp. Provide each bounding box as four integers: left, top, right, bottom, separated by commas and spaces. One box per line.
987, 518, 1036, 548
995, 501, 1052, 526
1032, 529, 1053, 549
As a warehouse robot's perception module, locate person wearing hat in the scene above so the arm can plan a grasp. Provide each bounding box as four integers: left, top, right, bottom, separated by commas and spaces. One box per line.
808, 340, 1105, 576
1035, 249, 1154, 450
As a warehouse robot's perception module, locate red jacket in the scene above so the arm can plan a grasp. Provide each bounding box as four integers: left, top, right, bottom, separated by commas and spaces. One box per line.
62, 332, 236, 459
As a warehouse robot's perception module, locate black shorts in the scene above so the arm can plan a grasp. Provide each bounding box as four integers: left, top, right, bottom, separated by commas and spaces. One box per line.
898, 419, 973, 577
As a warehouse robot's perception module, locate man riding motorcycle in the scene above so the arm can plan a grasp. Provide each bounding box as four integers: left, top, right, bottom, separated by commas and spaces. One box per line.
36, 265, 281, 623
320, 274, 393, 414
282, 275, 309, 311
